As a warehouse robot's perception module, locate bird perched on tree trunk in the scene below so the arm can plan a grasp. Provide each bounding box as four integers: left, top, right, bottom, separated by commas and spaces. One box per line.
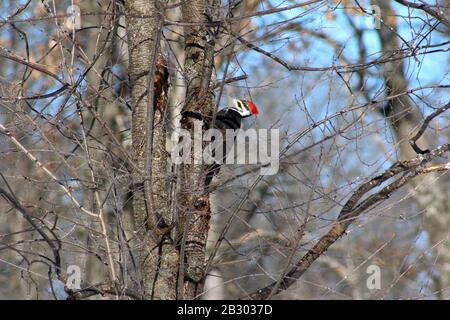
182, 98, 259, 187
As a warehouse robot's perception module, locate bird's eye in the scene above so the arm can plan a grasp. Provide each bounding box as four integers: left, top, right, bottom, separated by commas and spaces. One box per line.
236, 100, 244, 111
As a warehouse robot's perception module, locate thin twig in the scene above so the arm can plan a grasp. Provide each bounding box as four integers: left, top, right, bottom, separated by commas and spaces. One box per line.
409, 102, 450, 154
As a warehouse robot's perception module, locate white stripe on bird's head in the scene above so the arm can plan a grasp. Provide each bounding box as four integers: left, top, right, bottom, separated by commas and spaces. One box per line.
231, 98, 252, 117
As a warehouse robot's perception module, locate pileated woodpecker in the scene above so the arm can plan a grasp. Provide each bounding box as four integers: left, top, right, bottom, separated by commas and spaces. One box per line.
182, 98, 259, 186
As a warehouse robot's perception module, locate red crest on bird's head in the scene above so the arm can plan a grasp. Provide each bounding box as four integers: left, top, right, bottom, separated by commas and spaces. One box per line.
248, 101, 259, 115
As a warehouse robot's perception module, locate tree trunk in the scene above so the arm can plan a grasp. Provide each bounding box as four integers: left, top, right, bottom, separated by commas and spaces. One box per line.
125, 0, 178, 299
179, 0, 220, 299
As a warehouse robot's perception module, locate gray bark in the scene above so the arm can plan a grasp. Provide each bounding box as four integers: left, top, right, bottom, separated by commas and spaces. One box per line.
125, 0, 178, 299
179, 0, 220, 299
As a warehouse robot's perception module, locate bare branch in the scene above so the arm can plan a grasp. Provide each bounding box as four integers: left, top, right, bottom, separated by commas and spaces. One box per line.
244, 143, 450, 299
394, 0, 450, 29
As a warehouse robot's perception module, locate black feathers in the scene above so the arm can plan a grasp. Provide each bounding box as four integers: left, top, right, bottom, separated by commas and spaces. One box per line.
181, 107, 244, 188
